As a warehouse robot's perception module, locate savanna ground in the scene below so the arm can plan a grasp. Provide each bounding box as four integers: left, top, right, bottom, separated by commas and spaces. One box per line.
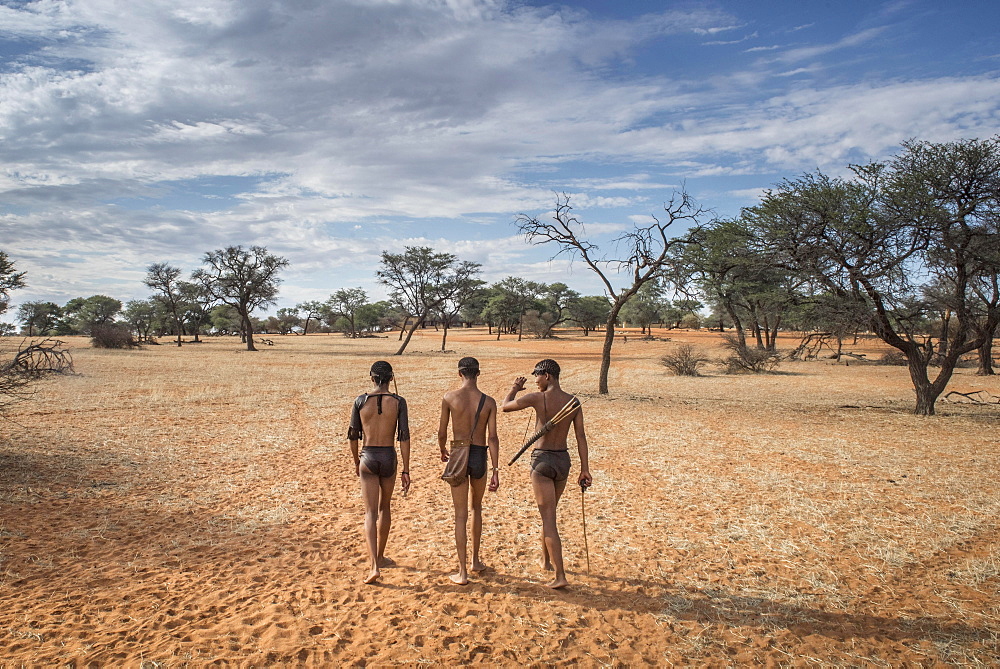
1, 327, 998, 667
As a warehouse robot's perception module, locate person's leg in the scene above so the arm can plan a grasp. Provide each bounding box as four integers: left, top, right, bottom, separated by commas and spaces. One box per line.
531, 472, 569, 588
375, 473, 396, 570
359, 466, 383, 584
469, 473, 489, 573
449, 478, 471, 584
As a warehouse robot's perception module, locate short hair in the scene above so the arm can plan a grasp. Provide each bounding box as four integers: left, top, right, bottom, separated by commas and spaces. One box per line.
532, 358, 560, 378
458, 356, 480, 378
370, 360, 394, 385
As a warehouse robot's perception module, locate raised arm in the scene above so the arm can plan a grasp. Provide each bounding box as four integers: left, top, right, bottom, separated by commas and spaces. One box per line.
502, 376, 535, 412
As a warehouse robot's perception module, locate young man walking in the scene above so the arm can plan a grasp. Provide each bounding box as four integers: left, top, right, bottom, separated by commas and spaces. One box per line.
438, 357, 500, 584
502, 359, 592, 589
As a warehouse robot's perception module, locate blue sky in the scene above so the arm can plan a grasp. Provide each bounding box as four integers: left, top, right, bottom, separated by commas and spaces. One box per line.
1, 0, 998, 318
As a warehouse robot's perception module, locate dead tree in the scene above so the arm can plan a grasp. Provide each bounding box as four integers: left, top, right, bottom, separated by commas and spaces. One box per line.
517, 192, 705, 394
1, 339, 75, 413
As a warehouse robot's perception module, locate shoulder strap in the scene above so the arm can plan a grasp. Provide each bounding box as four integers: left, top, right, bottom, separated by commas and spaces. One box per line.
468, 393, 486, 441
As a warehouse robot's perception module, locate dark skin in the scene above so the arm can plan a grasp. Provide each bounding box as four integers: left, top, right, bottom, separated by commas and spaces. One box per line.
502, 370, 592, 589
438, 370, 500, 584
349, 375, 411, 585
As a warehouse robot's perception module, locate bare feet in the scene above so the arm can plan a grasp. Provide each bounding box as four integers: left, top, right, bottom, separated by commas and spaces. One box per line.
471, 561, 488, 573
378, 557, 396, 568
363, 569, 381, 585
449, 573, 469, 585
539, 558, 554, 571
544, 576, 569, 589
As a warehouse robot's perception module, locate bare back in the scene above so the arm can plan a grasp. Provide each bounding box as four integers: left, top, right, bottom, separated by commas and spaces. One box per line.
441, 387, 495, 446
358, 394, 402, 447
531, 388, 578, 450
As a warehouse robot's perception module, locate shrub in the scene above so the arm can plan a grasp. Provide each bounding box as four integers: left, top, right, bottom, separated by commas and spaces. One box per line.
661, 343, 710, 376
720, 334, 781, 374
679, 313, 701, 330
878, 350, 907, 366
91, 324, 139, 349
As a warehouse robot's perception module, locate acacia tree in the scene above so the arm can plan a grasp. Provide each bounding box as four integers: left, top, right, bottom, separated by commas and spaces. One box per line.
493, 276, 542, 341
377, 246, 460, 355
434, 261, 483, 351
517, 192, 705, 394
295, 300, 325, 335
481, 284, 522, 339
327, 288, 368, 338
124, 299, 158, 342
619, 281, 663, 335
537, 282, 580, 338
62, 295, 121, 334
144, 263, 186, 346
17, 301, 61, 336
568, 295, 611, 336
750, 137, 1000, 415
179, 280, 213, 342
193, 246, 289, 351
0, 251, 26, 316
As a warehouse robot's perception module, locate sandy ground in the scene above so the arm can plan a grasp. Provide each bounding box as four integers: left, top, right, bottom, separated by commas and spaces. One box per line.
1, 328, 998, 666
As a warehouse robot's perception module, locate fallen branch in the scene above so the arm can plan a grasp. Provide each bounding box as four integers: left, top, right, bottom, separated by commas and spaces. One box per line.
944, 390, 1000, 405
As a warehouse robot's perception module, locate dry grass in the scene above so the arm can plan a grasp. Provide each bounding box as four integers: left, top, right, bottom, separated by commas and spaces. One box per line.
0, 328, 998, 665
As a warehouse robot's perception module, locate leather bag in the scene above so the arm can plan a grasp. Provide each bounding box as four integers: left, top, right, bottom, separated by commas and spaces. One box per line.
441, 394, 486, 486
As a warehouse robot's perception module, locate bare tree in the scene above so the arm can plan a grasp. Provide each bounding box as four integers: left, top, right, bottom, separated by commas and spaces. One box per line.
517, 192, 705, 394
193, 246, 289, 352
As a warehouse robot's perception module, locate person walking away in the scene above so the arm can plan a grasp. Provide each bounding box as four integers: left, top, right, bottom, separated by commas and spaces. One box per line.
438, 357, 500, 584
502, 359, 591, 589
347, 360, 411, 584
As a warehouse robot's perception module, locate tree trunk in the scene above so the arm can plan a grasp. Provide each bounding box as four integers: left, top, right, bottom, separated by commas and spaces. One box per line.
977, 337, 995, 375
937, 309, 951, 359
598, 303, 625, 394
394, 314, 424, 355
441, 322, 449, 352
752, 320, 764, 349
726, 305, 746, 349
243, 313, 256, 351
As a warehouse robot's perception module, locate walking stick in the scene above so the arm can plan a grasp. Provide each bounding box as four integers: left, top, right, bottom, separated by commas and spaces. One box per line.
580, 481, 591, 574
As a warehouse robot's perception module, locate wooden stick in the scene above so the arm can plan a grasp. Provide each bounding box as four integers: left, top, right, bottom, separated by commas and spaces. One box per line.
580, 483, 590, 574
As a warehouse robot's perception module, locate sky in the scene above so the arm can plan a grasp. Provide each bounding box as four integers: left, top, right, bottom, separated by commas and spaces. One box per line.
1, 0, 998, 318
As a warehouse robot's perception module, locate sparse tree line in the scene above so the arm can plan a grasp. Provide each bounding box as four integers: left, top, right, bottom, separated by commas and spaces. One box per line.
1, 137, 998, 414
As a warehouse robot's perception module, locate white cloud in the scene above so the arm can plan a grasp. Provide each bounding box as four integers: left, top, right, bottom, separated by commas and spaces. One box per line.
0, 0, 996, 308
